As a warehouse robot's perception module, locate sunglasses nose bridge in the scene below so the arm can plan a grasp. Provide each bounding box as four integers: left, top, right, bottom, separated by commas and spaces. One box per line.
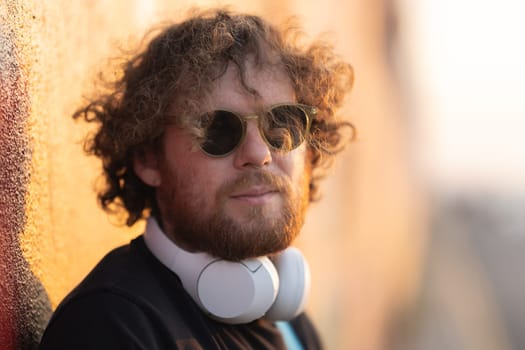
240, 114, 264, 141
232, 114, 273, 168
242, 114, 272, 148
242, 114, 259, 122
241, 114, 263, 139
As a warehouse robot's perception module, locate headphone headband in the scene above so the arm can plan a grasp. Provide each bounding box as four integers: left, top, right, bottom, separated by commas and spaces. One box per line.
143, 217, 309, 324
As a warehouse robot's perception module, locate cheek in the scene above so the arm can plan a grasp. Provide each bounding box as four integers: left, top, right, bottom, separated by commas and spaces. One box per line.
169, 156, 227, 199
276, 147, 309, 181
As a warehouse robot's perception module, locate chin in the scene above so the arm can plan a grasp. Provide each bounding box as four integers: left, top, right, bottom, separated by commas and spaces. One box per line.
232, 201, 283, 221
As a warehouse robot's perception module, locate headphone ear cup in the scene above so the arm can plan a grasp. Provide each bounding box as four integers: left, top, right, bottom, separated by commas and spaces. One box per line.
197, 256, 279, 324
144, 218, 282, 324
265, 247, 311, 321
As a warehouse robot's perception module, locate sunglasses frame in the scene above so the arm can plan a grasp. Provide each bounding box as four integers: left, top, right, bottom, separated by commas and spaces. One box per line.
199, 103, 318, 158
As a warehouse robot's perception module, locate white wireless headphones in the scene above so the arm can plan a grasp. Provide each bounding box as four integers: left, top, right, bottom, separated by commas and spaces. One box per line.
143, 218, 310, 324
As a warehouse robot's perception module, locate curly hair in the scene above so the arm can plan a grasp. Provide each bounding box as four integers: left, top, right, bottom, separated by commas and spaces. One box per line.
75, 8, 355, 226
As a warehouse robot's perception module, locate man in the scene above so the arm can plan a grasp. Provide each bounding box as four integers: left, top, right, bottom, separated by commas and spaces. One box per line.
39, 9, 354, 349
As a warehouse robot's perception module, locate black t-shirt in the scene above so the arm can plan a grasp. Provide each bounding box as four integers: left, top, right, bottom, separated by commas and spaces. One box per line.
39, 236, 322, 349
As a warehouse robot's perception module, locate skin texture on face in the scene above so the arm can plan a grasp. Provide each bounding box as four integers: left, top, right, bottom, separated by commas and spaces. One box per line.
137, 60, 311, 261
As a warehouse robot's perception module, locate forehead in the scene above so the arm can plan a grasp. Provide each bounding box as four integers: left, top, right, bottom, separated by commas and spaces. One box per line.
206, 60, 296, 113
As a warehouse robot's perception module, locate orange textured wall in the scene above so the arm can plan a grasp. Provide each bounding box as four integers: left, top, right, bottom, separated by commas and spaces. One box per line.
1, 3, 52, 349
0, 1, 424, 349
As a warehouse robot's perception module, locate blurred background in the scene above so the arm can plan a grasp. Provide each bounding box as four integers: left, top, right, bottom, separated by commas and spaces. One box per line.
1, 0, 524, 349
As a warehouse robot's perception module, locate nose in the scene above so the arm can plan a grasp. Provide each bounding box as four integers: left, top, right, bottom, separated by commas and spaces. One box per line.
233, 120, 272, 169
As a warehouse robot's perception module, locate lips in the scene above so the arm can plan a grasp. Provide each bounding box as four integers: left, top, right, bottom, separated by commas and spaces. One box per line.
221, 171, 286, 205
230, 186, 279, 199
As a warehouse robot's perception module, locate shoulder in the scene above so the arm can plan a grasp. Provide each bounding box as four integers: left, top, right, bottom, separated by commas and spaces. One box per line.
39, 237, 205, 349
56, 235, 194, 317
290, 313, 324, 350
39, 290, 170, 349
65, 236, 183, 303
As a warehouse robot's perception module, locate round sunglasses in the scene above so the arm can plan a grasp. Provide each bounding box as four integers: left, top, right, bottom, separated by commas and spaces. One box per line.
198, 103, 317, 157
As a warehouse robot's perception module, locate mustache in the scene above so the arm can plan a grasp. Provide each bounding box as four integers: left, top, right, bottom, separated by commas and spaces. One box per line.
219, 171, 290, 197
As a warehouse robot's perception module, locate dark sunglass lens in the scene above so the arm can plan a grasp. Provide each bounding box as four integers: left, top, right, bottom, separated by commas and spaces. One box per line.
265, 105, 309, 150
201, 111, 243, 156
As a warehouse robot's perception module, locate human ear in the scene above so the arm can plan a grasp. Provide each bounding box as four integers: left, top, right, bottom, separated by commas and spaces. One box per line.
133, 148, 161, 187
